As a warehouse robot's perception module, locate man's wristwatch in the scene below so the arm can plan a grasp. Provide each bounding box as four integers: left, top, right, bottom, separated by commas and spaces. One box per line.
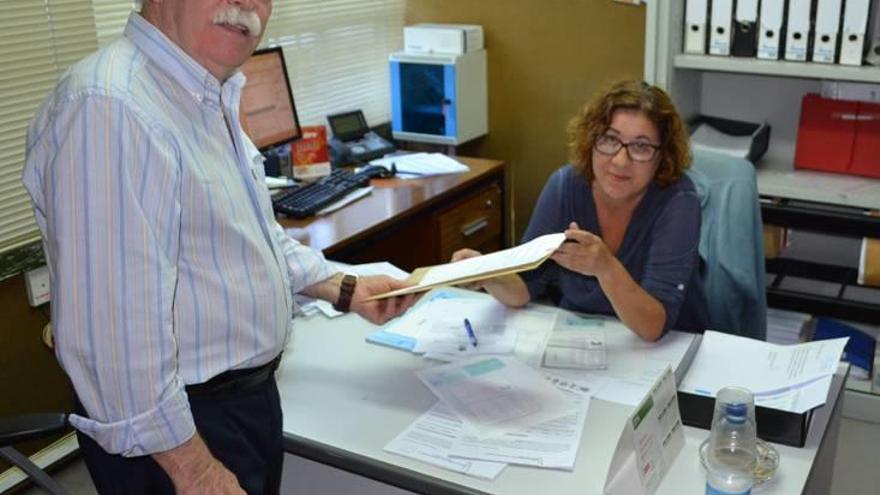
332, 274, 358, 313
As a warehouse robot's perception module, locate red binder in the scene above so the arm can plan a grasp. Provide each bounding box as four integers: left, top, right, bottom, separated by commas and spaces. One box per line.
794, 94, 880, 179
852, 100, 880, 178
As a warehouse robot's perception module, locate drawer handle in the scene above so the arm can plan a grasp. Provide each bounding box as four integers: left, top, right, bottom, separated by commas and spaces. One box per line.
461, 217, 489, 237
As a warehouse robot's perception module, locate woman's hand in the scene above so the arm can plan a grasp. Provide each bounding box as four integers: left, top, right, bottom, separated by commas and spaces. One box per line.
450, 248, 486, 291
551, 222, 615, 279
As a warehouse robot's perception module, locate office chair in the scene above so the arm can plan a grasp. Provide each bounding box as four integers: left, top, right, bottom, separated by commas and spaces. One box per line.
0, 322, 72, 495
0, 413, 70, 495
687, 148, 768, 340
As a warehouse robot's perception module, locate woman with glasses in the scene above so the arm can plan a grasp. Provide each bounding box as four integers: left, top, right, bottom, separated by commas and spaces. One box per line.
454, 80, 708, 341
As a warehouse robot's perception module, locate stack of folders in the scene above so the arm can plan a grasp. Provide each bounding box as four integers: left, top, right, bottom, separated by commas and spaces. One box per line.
684, 0, 878, 66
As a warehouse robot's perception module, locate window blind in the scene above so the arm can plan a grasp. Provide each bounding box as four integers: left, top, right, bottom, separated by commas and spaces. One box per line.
91, 0, 137, 46
0, 0, 98, 254
263, 0, 404, 127
0, 0, 403, 255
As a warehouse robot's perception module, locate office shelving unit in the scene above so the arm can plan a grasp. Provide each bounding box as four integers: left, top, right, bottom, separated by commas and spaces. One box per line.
643, 2, 880, 326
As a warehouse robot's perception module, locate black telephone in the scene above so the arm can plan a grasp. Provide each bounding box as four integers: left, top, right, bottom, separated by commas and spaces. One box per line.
327, 110, 395, 167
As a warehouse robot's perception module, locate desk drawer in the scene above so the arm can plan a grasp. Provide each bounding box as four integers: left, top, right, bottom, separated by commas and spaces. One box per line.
437, 184, 502, 262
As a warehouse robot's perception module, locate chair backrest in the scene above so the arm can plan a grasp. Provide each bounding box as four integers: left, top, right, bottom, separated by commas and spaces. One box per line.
687, 149, 767, 340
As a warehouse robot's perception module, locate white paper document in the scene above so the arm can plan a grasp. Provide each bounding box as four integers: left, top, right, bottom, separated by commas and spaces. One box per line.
549, 316, 698, 406
679, 330, 848, 413
370, 152, 470, 177
416, 356, 576, 438
384, 401, 506, 480
413, 298, 520, 357
419, 233, 566, 287
690, 123, 751, 159
449, 376, 593, 470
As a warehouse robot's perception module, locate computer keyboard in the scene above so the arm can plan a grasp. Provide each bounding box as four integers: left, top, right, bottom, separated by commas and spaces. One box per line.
271, 165, 392, 218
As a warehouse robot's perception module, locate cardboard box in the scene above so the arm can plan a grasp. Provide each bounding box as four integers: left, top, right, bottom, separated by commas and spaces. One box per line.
291, 126, 331, 180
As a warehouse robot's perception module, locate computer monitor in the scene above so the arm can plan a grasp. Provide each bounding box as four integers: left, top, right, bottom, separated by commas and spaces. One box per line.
239, 46, 302, 150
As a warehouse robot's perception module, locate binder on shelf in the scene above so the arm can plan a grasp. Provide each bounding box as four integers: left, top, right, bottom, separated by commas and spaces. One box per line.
785, 0, 813, 61
840, 0, 871, 66
812, 0, 844, 63
709, 0, 734, 55
684, 0, 709, 54
757, 0, 785, 60
866, 0, 880, 65
732, 0, 759, 57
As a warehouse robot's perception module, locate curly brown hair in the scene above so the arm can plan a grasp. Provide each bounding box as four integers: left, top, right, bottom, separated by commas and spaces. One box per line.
567, 80, 691, 186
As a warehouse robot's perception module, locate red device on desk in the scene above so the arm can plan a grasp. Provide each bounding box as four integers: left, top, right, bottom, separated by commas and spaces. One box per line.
795, 93, 880, 179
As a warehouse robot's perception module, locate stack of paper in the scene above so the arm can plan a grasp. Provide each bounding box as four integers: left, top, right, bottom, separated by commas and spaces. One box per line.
385, 356, 592, 479
368, 288, 558, 362
370, 152, 470, 177
680, 330, 847, 413
766, 307, 811, 345
367, 233, 566, 300
690, 123, 751, 159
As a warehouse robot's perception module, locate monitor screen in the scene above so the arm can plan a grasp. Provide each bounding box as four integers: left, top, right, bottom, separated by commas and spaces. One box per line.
239, 47, 301, 150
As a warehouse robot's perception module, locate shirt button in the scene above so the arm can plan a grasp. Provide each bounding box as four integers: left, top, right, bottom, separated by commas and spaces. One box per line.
677, 283, 685, 291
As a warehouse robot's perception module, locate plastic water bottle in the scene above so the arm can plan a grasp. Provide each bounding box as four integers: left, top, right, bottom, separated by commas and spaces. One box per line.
705, 387, 758, 495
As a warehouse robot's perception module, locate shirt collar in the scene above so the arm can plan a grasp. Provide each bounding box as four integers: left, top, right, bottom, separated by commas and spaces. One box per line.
124, 13, 246, 108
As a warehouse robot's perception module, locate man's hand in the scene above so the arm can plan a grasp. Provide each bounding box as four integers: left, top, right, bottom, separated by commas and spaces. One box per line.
152, 433, 244, 495
349, 275, 417, 325
551, 221, 615, 279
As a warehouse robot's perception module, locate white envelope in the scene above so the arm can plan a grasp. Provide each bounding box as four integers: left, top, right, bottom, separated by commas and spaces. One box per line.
757, 0, 785, 60
709, 0, 734, 55
785, 0, 813, 61
840, 0, 871, 65
813, 0, 844, 63
684, 0, 709, 54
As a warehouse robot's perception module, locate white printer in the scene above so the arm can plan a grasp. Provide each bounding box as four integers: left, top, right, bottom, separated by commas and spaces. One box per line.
403, 23, 484, 55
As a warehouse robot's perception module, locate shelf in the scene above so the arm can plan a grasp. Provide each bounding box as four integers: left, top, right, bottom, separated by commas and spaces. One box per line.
766, 258, 880, 325
761, 199, 880, 238
674, 54, 880, 83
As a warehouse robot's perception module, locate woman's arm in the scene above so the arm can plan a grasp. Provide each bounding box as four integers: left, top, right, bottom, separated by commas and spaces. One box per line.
450, 249, 531, 307
551, 223, 666, 341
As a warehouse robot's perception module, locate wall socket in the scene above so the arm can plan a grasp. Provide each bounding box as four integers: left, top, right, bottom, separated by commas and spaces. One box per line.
25, 265, 51, 307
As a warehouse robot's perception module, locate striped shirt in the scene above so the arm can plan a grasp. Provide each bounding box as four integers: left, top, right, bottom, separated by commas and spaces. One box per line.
22, 14, 334, 457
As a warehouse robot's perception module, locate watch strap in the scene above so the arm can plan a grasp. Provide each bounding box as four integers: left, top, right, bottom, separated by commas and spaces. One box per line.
332, 274, 357, 313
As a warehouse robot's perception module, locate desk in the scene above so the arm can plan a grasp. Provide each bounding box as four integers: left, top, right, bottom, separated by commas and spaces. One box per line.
277, 157, 506, 272
277, 308, 846, 495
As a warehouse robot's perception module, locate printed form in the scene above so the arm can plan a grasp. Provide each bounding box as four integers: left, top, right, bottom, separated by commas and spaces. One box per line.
679, 330, 847, 412
416, 356, 575, 439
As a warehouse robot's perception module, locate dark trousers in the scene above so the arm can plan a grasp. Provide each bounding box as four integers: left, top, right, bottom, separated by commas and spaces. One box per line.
75, 370, 283, 495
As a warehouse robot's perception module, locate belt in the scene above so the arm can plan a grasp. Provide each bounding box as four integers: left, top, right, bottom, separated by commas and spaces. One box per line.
185, 354, 281, 398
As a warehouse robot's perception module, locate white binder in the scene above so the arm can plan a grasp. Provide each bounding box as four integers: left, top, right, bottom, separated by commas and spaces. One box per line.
684, 0, 709, 54
709, 0, 734, 55
840, 0, 871, 66
757, 0, 786, 60
867, 0, 880, 65
785, 0, 813, 61
812, 0, 844, 63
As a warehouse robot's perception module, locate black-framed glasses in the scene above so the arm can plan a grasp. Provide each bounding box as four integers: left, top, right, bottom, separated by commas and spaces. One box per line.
593, 134, 660, 162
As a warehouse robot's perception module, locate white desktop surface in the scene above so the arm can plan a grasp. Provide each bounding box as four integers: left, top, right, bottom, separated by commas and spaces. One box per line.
277, 307, 846, 495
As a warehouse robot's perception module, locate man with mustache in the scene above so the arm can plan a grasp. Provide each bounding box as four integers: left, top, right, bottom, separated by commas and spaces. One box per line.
22, 1, 414, 493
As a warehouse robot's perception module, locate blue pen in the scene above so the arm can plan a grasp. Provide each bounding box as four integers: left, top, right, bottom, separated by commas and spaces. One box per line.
463, 318, 479, 347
